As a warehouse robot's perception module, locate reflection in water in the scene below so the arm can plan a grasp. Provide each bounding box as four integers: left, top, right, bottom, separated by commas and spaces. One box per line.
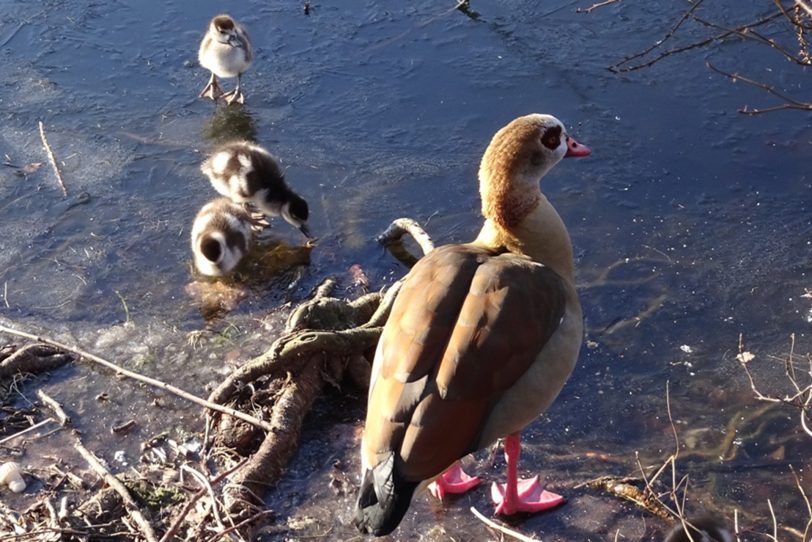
202, 104, 258, 144
186, 237, 312, 321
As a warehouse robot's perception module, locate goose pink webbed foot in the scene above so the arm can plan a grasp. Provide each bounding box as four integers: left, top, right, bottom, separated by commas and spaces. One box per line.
427, 462, 480, 500
199, 74, 224, 100
490, 433, 565, 515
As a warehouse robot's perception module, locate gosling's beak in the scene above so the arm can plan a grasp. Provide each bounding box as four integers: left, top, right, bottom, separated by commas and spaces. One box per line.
565, 135, 591, 157
299, 223, 314, 239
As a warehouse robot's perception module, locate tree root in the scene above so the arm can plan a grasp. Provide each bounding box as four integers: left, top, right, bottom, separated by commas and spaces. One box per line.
199, 218, 432, 538
0, 218, 432, 541
0, 343, 74, 380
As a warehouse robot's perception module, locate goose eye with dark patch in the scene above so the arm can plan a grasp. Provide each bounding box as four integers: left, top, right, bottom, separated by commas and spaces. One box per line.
540, 125, 562, 150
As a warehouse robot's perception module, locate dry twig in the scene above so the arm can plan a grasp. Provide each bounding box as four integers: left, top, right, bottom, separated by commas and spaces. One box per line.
36, 389, 70, 426
610, 11, 783, 72
74, 439, 159, 542
0, 322, 273, 432
736, 333, 812, 437
38, 121, 68, 198
470, 506, 542, 542
158, 459, 249, 542
577, 0, 621, 14
0, 418, 53, 446
706, 61, 812, 114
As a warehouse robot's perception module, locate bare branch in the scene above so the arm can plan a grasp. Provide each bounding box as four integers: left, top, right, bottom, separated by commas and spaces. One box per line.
0, 322, 274, 432
576, 0, 621, 14
377, 217, 436, 257
611, 11, 783, 72
470, 507, 542, 542
36, 389, 71, 426
706, 61, 812, 115
74, 439, 158, 542
38, 121, 68, 198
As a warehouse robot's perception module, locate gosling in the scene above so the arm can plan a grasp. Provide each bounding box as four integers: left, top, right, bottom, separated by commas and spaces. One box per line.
198, 14, 252, 105
191, 198, 253, 276
200, 141, 312, 239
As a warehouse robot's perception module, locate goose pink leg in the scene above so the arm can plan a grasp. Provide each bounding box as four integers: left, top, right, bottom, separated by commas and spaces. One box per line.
428, 462, 480, 500
490, 433, 565, 515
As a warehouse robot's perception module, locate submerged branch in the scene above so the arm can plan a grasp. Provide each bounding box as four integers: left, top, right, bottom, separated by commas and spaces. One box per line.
38, 121, 68, 198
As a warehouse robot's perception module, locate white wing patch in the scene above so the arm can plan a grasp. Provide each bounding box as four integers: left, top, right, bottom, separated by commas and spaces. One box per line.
211, 151, 232, 174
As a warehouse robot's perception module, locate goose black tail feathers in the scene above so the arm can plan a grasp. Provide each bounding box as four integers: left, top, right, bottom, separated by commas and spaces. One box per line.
353, 453, 418, 536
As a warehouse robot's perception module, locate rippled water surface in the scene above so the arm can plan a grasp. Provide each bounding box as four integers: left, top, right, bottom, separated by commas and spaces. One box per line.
1, 1, 810, 540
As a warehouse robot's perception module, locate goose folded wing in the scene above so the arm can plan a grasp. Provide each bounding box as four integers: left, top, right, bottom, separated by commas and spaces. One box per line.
364, 244, 566, 482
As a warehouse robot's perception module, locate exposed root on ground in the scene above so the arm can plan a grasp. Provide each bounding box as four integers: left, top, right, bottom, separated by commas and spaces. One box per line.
0, 217, 430, 541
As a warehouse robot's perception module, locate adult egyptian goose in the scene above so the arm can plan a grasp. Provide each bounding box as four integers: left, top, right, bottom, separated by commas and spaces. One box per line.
191, 197, 253, 276
198, 14, 253, 105
354, 114, 591, 536
200, 141, 312, 239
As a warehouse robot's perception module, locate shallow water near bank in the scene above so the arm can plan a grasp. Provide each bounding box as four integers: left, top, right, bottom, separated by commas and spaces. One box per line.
1, 0, 810, 540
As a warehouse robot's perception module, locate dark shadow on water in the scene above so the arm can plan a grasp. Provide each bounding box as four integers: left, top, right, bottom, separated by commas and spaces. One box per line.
202, 103, 258, 145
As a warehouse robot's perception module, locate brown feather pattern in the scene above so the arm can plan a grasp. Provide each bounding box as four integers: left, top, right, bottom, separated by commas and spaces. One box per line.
363, 243, 566, 482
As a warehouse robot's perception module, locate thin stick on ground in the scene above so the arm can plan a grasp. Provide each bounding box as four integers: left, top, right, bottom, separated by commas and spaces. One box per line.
470, 507, 542, 542
159, 459, 249, 542
74, 439, 159, 542
181, 464, 228, 533
767, 499, 778, 542
201, 510, 273, 542
36, 389, 71, 426
0, 418, 53, 446
0, 322, 273, 432
790, 466, 812, 542
38, 121, 68, 198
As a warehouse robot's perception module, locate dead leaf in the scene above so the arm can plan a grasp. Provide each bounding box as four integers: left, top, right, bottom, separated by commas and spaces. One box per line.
736, 351, 755, 363
21, 162, 43, 175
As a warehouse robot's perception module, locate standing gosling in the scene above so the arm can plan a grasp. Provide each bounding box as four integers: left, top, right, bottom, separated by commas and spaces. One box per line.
198, 14, 252, 105
200, 141, 312, 239
191, 198, 253, 276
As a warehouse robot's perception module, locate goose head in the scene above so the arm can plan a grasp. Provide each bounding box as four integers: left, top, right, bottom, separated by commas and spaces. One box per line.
479, 113, 590, 229
281, 193, 312, 239
210, 15, 240, 46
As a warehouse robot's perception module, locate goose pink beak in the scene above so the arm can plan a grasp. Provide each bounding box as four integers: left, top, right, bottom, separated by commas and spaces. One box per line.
565, 135, 591, 157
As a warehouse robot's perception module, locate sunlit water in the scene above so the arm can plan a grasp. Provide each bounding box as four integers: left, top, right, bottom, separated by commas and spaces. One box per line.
0, 1, 810, 540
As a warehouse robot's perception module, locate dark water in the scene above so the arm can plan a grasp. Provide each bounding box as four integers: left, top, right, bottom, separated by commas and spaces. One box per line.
0, 1, 810, 540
